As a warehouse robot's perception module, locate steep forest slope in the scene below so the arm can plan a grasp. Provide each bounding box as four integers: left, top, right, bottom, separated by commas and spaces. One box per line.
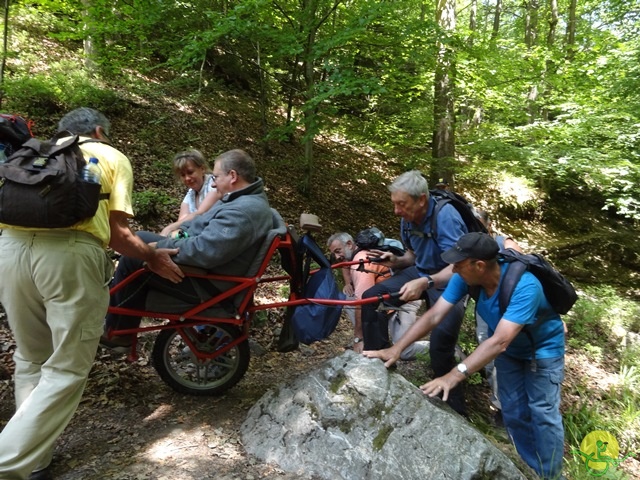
1, 58, 639, 480
18, 75, 640, 297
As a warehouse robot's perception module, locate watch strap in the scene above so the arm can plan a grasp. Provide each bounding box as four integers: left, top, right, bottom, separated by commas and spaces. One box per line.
425, 275, 435, 289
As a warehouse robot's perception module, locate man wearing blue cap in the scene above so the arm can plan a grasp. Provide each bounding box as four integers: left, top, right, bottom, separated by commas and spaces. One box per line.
364, 232, 566, 480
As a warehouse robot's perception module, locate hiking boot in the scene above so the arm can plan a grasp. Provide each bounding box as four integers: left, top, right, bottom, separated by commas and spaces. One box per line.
492, 410, 504, 428
29, 465, 53, 480
99, 333, 134, 353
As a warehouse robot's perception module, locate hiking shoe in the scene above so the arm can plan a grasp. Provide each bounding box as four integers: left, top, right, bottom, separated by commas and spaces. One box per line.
29, 465, 53, 480
99, 333, 134, 353
492, 410, 504, 428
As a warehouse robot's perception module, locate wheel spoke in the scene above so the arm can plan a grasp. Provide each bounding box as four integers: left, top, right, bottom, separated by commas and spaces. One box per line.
151, 324, 250, 395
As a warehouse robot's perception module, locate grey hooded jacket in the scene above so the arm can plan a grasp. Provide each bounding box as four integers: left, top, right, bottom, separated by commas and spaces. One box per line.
156, 178, 272, 277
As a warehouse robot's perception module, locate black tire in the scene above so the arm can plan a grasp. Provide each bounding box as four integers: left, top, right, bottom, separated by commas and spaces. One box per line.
151, 324, 250, 396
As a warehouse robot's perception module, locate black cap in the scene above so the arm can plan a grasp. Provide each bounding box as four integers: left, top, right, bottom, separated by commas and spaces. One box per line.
441, 232, 500, 264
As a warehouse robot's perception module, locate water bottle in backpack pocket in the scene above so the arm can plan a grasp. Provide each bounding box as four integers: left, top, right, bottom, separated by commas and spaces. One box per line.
81, 157, 101, 184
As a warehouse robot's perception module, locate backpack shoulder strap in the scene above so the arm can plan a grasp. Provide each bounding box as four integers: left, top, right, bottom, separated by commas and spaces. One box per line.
429, 196, 449, 241
497, 254, 527, 315
48, 134, 80, 155
78, 138, 111, 147
300, 233, 331, 269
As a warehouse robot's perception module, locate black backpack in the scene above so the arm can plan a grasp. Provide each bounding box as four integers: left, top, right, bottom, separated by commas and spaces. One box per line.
470, 248, 577, 316
429, 189, 487, 238
0, 131, 109, 228
496, 249, 578, 315
0, 114, 34, 156
355, 227, 406, 257
403, 189, 487, 246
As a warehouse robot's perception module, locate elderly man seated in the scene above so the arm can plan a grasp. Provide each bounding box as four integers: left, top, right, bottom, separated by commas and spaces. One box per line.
101, 148, 272, 350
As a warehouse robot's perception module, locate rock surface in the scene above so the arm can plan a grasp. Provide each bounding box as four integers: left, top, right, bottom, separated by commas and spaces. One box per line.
241, 351, 528, 480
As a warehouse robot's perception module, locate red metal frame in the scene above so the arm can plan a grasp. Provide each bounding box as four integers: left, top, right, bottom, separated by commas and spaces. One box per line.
105, 230, 393, 361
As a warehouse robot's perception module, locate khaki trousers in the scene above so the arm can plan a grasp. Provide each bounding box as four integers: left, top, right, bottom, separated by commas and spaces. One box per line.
0, 229, 113, 479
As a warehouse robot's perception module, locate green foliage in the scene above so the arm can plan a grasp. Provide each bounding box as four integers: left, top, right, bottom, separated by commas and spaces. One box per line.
2, 63, 122, 119
562, 285, 640, 478
132, 189, 174, 229
459, 305, 479, 354
372, 424, 394, 451
566, 285, 637, 352
251, 310, 270, 328
3, 1, 640, 478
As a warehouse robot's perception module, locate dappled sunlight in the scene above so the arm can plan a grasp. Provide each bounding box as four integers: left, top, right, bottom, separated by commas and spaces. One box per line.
143, 404, 175, 423
496, 173, 537, 204
565, 352, 620, 394
144, 425, 244, 463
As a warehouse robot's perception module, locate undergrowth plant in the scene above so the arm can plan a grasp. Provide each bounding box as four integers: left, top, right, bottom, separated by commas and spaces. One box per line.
132, 189, 174, 229
563, 286, 639, 479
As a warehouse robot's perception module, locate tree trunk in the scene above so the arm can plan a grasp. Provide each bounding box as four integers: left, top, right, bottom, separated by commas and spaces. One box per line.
0, 0, 9, 105
524, 0, 539, 48
468, 0, 477, 46
300, 0, 320, 196
285, 57, 300, 143
255, 40, 271, 153
547, 0, 558, 46
81, 0, 97, 72
524, 0, 539, 122
302, 48, 316, 196
491, 0, 502, 44
542, 0, 558, 120
565, 0, 577, 60
431, 0, 456, 181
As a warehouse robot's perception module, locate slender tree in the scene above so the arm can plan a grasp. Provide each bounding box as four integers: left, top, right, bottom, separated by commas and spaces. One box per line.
541, 0, 558, 120
468, 0, 477, 46
0, 0, 9, 104
491, 0, 502, 44
525, 0, 540, 122
565, 0, 577, 60
431, 0, 456, 183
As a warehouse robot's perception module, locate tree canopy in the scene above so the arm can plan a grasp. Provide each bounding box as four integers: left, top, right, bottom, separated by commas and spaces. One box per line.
1, 0, 639, 217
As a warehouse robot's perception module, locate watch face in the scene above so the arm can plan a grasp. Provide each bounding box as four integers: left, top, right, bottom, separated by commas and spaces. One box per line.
457, 363, 468, 375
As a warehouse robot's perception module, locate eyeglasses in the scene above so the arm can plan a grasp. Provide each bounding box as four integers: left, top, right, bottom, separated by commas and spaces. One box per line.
211, 170, 234, 183
98, 127, 112, 144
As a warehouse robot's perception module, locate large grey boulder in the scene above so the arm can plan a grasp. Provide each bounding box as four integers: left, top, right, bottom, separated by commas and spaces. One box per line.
241, 351, 528, 480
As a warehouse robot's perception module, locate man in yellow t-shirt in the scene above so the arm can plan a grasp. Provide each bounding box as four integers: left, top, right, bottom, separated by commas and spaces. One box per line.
0, 107, 184, 480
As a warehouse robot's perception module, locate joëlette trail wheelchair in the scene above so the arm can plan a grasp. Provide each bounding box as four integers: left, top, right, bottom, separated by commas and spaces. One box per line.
103, 209, 397, 396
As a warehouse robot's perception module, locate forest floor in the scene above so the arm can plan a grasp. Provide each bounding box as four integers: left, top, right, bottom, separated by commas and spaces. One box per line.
1, 81, 639, 479
0, 308, 506, 480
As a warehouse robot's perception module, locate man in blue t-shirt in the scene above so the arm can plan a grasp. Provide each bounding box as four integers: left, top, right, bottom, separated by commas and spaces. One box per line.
364, 232, 565, 480
360, 170, 469, 416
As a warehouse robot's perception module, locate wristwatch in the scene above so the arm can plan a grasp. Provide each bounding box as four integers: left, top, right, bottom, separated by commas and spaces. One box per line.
456, 363, 469, 377
425, 275, 435, 290
353, 337, 362, 345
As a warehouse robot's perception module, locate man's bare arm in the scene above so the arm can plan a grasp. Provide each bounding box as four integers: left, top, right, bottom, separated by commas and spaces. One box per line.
109, 210, 184, 283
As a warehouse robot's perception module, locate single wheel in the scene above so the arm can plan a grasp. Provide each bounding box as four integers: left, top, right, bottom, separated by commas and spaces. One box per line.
151, 324, 250, 395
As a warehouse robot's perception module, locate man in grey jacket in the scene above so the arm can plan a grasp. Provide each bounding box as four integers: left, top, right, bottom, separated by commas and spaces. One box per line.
101, 149, 272, 349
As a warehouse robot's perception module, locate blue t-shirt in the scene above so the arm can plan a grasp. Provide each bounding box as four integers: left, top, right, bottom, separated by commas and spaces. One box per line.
401, 198, 467, 276
443, 263, 565, 360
